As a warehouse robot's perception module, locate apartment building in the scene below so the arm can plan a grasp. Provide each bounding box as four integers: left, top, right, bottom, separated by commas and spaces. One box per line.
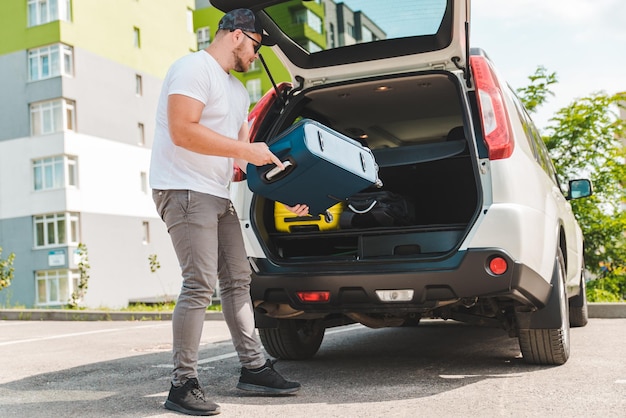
0, 0, 196, 308
0, 0, 386, 309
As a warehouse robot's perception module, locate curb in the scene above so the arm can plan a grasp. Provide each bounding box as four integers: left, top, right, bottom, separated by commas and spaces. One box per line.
0, 309, 224, 321
0, 303, 624, 321
586, 302, 626, 319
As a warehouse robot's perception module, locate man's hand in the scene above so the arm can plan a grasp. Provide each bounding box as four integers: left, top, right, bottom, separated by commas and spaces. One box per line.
247, 142, 284, 169
284, 203, 309, 216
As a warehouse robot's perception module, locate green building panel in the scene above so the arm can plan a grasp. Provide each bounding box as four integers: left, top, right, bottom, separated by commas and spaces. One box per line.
0, 0, 197, 78
266, 1, 326, 51
0, 1, 61, 53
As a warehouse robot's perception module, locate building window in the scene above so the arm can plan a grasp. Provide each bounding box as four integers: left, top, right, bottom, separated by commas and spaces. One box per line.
133, 27, 141, 48
138, 122, 145, 145
305, 41, 322, 53
140, 171, 148, 194
36, 269, 78, 306
347, 23, 356, 38
34, 212, 79, 248
33, 155, 78, 191
135, 74, 143, 96
186, 8, 194, 33
142, 221, 150, 244
249, 60, 260, 72
293, 9, 322, 34
28, 0, 71, 27
30, 98, 76, 136
28, 44, 73, 81
361, 27, 373, 43
246, 79, 262, 104
197, 27, 211, 50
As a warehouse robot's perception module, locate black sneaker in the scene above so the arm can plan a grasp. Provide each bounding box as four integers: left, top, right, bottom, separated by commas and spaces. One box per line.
164, 378, 221, 416
237, 359, 301, 395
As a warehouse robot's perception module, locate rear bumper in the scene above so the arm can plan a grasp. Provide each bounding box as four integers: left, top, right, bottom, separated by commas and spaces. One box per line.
250, 249, 552, 313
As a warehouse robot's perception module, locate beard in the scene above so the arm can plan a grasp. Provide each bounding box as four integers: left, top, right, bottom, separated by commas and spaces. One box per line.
232, 45, 249, 73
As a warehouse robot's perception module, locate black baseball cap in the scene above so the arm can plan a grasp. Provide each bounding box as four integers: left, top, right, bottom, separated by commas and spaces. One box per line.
217, 8, 275, 46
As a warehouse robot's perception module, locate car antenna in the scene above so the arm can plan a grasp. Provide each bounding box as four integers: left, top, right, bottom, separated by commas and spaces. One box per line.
258, 53, 286, 108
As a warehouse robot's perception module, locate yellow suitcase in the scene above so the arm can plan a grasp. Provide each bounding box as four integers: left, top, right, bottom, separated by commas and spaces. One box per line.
274, 202, 344, 232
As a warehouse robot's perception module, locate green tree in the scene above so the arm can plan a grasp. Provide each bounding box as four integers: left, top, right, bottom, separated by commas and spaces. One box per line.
68, 243, 90, 308
515, 65, 558, 114
517, 67, 626, 301
0, 247, 16, 291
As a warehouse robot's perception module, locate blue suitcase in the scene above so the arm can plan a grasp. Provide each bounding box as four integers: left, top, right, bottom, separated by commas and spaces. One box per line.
247, 119, 382, 215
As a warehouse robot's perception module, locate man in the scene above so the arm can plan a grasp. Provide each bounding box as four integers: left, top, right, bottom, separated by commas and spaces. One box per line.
150, 8, 307, 416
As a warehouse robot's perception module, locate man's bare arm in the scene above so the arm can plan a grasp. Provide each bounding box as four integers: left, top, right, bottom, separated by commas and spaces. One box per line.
167, 94, 283, 168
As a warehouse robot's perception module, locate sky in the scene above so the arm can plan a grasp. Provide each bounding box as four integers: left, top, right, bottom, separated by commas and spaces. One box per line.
342, 0, 626, 132
471, 0, 626, 131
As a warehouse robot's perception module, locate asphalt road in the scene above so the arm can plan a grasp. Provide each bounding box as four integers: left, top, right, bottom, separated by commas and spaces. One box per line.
0, 318, 624, 418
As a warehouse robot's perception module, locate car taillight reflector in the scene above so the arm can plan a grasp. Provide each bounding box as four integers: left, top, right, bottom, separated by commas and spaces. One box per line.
470, 55, 514, 160
488, 256, 508, 275
296, 291, 330, 303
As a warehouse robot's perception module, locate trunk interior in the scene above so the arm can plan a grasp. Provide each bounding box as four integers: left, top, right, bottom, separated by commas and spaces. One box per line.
250, 71, 480, 262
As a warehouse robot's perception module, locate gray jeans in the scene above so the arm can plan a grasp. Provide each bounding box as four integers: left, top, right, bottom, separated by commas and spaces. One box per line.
153, 189, 266, 386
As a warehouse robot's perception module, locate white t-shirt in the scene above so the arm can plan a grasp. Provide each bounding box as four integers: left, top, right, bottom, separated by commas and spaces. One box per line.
149, 51, 250, 198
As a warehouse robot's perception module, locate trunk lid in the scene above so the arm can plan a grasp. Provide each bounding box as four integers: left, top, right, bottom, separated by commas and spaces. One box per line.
212, 0, 470, 89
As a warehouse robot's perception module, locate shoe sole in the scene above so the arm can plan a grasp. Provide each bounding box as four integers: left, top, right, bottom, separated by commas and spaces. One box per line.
164, 400, 221, 416
236, 382, 301, 395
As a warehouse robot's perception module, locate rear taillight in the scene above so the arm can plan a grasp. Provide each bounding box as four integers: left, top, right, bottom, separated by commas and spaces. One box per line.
470, 55, 514, 160
232, 82, 293, 182
248, 82, 292, 142
296, 291, 330, 303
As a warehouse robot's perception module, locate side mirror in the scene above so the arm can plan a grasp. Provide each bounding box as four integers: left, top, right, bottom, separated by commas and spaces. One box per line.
567, 179, 592, 200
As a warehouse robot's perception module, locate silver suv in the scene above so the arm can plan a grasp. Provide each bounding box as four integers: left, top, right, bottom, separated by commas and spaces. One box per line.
218, 0, 592, 365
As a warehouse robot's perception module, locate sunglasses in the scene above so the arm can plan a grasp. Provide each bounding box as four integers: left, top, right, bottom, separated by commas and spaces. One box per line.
241, 31, 262, 53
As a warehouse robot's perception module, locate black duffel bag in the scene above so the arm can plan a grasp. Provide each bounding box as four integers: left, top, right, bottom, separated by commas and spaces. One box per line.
340, 191, 415, 228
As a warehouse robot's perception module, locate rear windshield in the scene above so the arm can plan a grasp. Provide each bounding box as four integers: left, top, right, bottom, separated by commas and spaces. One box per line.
266, 0, 449, 54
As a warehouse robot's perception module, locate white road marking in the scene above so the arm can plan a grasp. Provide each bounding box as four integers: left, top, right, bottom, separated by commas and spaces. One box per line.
0, 323, 168, 347
440, 374, 525, 379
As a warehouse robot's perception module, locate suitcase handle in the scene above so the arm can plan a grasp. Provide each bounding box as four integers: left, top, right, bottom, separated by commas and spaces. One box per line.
360, 153, 367, 172
264, 160, 294, 182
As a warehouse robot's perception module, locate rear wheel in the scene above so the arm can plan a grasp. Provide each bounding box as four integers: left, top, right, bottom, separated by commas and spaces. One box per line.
518, 248, 570, 365
569, 261, 589, 327
259, 319, 325, 360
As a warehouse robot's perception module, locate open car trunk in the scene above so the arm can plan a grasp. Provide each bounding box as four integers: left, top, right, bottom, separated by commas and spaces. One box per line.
248, 70, 481, 263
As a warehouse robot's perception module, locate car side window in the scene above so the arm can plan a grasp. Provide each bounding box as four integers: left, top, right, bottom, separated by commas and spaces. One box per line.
508, 88, 560, 187
529, 121, 559, 186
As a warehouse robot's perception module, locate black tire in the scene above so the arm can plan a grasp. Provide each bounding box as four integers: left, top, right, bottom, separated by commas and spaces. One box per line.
569, 262, 589, 327
518, 248, 571, 365
258, 319, 325, 360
